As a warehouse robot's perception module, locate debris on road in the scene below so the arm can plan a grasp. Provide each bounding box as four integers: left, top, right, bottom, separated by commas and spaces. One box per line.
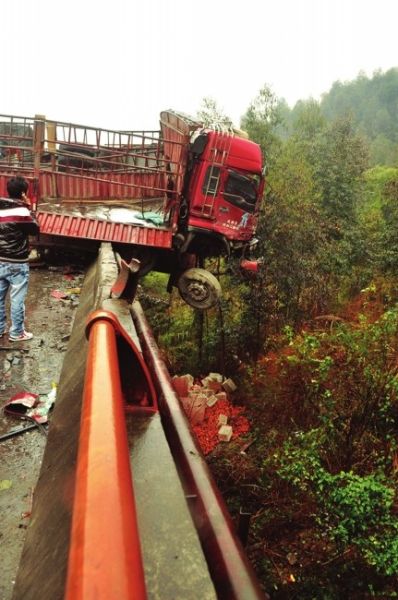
0, 259, 85, 600
3, 384, 57, 424
0, 422, 48, 443
3, 391, 39, 417
50, 289, 68, 300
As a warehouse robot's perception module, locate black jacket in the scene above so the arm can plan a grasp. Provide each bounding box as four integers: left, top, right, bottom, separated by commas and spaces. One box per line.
0, 197, 40, 262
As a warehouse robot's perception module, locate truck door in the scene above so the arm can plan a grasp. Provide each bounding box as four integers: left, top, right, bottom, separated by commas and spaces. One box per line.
193, 165, 259, 237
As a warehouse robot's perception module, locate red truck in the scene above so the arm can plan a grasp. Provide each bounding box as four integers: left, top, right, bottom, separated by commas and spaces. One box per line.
0, 110, 264, 308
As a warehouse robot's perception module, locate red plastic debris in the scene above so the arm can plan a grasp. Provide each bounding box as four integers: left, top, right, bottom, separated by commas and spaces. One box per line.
3, 387, 56, 424
3, 391, 39, 417
191, 399, 250, 455
51, 289, 68, 300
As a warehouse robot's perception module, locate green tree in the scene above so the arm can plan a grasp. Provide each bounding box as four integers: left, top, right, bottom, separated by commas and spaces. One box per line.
291, 98, 327, 143
313, 116, 369, 229
196, 97, 232, 128
370, 134, 398, 166
380, 177, 398, 272
240, 83, 284, 167
320, 67, 398, 166
238, 139, 332, 344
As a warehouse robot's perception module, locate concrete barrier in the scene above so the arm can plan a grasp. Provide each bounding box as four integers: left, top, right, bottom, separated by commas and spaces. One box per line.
12, 244, 217, 600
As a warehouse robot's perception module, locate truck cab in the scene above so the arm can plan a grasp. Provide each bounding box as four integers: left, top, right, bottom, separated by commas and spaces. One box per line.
177, 127, 264, 260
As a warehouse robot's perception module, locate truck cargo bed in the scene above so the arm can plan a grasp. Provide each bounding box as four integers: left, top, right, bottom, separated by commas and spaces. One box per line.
36, 200, 173, 247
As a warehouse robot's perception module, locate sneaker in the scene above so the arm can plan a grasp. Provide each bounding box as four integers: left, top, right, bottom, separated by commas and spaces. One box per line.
9, 331, 33, 342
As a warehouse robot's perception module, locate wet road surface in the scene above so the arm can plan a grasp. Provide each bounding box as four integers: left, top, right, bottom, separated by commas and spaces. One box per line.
0, 259, 86, 600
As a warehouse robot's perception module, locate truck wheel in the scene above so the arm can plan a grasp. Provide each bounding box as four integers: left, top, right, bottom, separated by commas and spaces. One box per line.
177, 268, 221, 309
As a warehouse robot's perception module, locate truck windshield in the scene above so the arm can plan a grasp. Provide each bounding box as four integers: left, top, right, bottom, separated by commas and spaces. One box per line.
201, 167, 259, 213
223, 170, 258, 213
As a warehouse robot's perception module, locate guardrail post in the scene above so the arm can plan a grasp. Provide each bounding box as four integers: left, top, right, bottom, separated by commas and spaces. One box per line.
64, 313, 147, 600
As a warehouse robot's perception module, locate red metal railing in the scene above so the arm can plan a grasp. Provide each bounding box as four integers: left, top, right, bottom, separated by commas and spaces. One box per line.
0, 113, 186, 201
132, 302, 268, 600
64, 311, 148, 600
0, 113, 187, 244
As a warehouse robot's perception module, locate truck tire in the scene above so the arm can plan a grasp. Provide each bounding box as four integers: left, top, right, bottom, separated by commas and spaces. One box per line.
177, 268, 221, 309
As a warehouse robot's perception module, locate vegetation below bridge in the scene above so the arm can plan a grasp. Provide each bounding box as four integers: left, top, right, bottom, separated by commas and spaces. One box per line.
141, 71, 398, 598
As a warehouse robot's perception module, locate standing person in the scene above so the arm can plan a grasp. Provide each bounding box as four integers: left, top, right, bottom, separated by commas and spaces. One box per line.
0, 176, 39, 341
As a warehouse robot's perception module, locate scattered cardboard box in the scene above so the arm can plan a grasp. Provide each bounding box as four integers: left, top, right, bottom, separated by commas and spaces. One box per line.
218, 414, 228, 426
218, 425, 233, 442
222, 378, 237, 394
206, 395, 218, 408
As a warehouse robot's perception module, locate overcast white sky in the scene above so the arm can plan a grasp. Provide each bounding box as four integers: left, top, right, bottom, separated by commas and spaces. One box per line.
3, 0, 397, 130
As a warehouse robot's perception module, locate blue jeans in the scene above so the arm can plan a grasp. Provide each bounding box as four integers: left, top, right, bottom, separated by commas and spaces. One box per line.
0, 262, 30, 336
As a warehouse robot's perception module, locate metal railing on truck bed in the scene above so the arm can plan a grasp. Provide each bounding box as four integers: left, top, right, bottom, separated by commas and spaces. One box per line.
0, 113, 192, 246
0, 113, 187, 206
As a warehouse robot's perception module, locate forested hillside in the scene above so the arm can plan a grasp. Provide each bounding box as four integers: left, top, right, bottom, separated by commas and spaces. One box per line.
284, 68, 398, 165
141, 74, 398, 598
